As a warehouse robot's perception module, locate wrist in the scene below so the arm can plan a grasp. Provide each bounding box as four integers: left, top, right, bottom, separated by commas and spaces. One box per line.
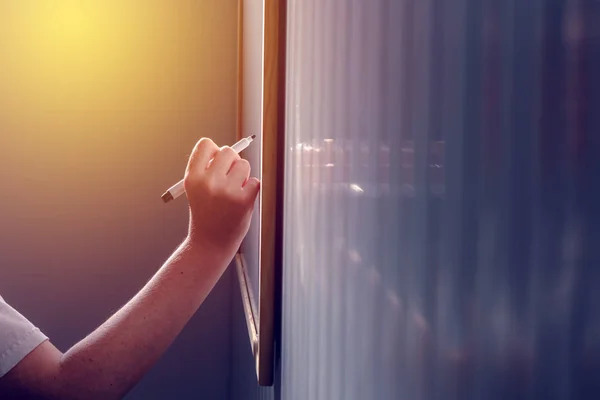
181, 235, 235, 270
159, 238, 232, 291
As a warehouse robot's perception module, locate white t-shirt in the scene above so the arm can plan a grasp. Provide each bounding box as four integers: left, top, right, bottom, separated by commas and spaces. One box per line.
0, 295, 48, 378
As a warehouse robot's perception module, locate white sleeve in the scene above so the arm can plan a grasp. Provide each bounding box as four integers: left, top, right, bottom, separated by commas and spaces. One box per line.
0, 295, 48, 378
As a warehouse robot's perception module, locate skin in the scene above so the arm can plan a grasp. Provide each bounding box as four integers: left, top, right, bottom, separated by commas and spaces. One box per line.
0, 138, 260, 399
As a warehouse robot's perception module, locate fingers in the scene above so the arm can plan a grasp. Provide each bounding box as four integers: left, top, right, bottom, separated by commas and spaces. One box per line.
187, 138, 220, 175
242, 177, 261, 203
209, 146, 241, 176
226, 160, 260, 205
185, 138, 260, 206
228, 159, 251, 187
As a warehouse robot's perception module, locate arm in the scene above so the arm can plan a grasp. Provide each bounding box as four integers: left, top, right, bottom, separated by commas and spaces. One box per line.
0, 138, 260, 400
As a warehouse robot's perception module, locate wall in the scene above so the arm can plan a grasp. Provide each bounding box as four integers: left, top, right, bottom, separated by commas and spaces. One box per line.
0, 2, 238, 399
231, 0, 600, 399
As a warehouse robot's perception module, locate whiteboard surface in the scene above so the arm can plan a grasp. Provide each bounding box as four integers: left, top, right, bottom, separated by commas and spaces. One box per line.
239, 0, 264, 314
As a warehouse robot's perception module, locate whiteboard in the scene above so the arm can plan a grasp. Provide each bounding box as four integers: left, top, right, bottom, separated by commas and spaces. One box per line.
235, 0, 283, 386
239, 0, 263, 314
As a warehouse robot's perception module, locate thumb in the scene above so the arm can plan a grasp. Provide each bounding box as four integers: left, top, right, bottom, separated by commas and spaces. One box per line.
243, 177, 261, 203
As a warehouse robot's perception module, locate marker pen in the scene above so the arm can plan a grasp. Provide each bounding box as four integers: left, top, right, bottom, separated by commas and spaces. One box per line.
161, 134, 256, 203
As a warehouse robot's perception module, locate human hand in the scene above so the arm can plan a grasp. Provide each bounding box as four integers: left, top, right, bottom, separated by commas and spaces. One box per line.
183, 137, 260, 262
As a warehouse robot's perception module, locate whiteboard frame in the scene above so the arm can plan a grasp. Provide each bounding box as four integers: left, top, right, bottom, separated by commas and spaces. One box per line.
235, 0, 285, 386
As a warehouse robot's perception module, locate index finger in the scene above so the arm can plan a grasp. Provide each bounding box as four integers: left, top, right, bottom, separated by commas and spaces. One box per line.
187, 138, 220, 174
209, 146, 241, 176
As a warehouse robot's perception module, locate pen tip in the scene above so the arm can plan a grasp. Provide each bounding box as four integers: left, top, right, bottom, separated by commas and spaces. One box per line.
250, 134, 256, 140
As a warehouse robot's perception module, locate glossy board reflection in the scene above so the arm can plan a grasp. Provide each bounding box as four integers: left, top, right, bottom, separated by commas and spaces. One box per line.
230, 0, 600, 399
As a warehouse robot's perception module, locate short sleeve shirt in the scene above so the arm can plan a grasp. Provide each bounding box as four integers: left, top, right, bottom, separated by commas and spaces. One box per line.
0, 295, 48, 378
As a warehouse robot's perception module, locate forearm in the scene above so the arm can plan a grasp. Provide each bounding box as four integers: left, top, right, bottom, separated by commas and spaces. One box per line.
57, 239, 229, 399
0, 138, 259, 400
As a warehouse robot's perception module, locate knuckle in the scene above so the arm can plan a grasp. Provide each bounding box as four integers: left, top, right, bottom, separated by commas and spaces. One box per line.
235, 159, 250, 172
220, 146, 240, 159
195, 138, 217, 155
197, 137, 215, 149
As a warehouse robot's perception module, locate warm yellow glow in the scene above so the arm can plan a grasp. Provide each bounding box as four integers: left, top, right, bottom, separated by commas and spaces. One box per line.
0, 2, 230, 159
1, 3, 165, 112
43, 3, 93, 38
0, 1, 236, 202
33, 4, 121, 74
